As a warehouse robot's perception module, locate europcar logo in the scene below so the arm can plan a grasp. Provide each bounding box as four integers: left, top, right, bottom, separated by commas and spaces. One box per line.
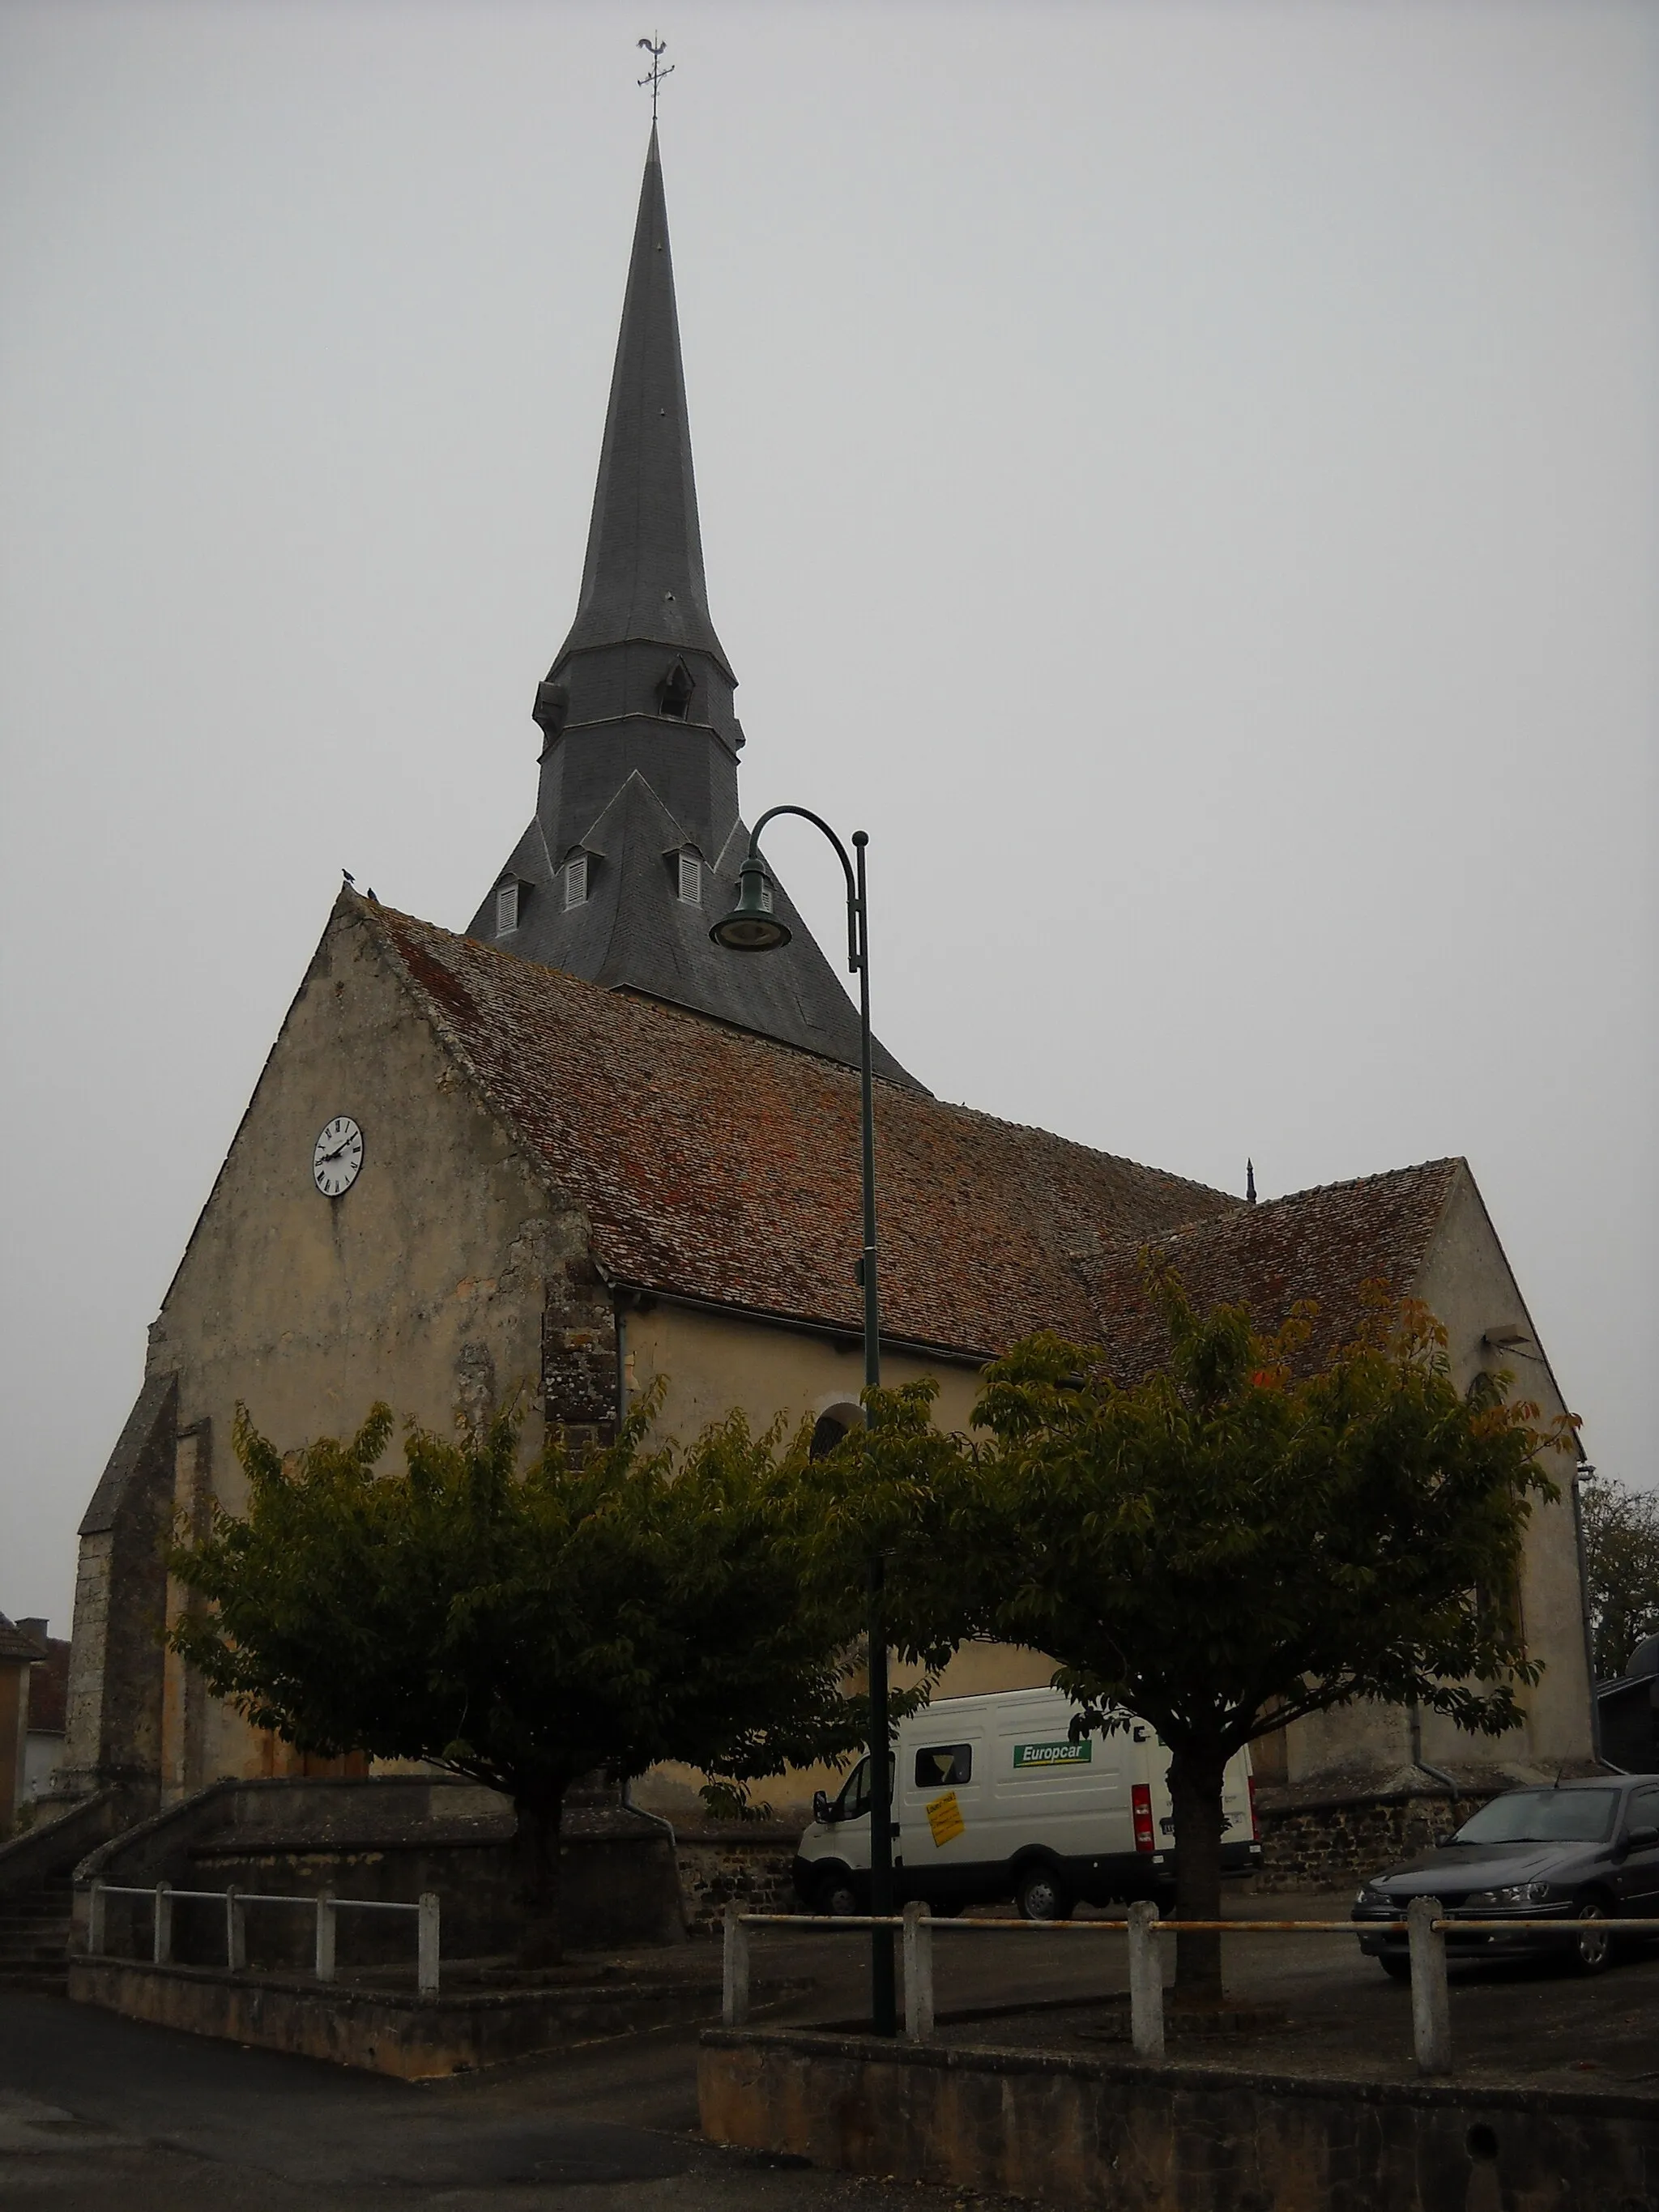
1013, 1741, 1091, 1768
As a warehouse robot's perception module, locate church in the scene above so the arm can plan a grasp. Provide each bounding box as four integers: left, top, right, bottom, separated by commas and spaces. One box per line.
52, 130, 1593, 1869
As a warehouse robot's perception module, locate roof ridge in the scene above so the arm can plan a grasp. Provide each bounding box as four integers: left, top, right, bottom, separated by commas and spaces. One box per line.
1247, 1158, 1464, 1213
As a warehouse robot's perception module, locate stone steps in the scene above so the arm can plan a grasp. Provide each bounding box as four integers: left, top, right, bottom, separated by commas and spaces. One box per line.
0, 1885, 73, 1984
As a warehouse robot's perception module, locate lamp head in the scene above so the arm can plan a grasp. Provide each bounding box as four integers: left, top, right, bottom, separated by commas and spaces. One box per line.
710, 853, 791, 953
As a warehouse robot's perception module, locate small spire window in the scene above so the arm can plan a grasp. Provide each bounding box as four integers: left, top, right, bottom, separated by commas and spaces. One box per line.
676, 853, 702, 906
659, 660, 694, 721
494, 881, 520, 937
563, 855, 589, 910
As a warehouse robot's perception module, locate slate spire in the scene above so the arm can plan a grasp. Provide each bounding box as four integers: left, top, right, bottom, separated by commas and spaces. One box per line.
553, 125, 731, 680
470, 131, 923, 1093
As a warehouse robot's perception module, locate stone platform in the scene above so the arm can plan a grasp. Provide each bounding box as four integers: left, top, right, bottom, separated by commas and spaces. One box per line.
698, 2025, 1659, 2212
71, 1952, 807, 2078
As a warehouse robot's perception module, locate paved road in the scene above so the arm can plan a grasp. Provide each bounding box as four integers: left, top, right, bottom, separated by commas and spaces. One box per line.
4, 1889, 1656, 2209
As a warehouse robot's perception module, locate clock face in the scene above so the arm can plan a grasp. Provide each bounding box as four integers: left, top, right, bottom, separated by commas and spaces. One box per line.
313, 1115, 364, 1197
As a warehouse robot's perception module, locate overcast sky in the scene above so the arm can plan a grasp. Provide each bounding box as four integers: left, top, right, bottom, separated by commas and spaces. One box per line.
2, 0, 1654, 1630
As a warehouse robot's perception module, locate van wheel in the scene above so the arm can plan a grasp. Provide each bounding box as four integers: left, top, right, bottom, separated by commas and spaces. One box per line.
1378, 1954, 1411, 1982
1015, 1866, 1073, 1922
810, 1871, 861, 1918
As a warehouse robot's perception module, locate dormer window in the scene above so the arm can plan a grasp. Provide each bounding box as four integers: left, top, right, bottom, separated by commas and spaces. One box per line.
676, 852, 702, 906
563, 855, 589, 910
659, 660, 694, 721
494, 880, 521, 937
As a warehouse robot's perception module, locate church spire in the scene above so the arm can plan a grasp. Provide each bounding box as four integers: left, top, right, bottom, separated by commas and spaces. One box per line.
551, 126, 731, 681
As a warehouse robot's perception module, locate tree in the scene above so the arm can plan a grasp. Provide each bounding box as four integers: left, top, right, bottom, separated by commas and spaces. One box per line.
1580, 1474, 1659, 1678
859, 1267, 1572, 2002
168, 1392, 871, 1963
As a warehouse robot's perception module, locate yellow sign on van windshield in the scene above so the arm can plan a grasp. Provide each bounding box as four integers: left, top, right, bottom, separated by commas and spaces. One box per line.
925, 1790, 966, 1848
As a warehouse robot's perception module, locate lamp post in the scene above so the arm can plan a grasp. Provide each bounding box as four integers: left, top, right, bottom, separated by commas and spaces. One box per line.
710, 808, 898, 2039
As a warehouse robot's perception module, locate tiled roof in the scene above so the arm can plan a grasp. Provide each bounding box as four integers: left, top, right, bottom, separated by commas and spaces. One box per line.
363, 897, 1238, 1357
1083, 1160, 1462, 1382
0, 1614, 45, 1665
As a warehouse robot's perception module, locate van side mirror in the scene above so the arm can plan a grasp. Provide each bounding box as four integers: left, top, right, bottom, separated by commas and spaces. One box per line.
1626, 1824, 1659, 1849
812, 1790, 834, 1826
1433, 1831, 1455, 1848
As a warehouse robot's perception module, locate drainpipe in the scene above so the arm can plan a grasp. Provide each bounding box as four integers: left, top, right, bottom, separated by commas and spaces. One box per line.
1408, 1703, 1462, 1799
1571, 1462, 1607, 1767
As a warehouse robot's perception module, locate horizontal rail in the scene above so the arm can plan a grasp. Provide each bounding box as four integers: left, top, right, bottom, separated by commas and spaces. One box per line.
89, 1885, 421, 1913
724, 1899, 1659, 2076
739, 1912, 1659, 1936
84, 1879, 441, 1993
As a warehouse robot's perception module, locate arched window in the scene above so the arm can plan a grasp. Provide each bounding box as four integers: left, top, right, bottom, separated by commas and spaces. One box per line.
809, 1403, 863, 1460
659, 660, 694, 720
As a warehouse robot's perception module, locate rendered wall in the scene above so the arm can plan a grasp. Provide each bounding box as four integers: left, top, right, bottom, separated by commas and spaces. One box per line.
126, 906, 586, 1796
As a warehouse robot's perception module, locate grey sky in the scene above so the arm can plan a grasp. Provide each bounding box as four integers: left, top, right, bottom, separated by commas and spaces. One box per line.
2, 1, 1654, 1629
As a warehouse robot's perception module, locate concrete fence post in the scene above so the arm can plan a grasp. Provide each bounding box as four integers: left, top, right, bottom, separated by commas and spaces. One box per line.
87, 1882, 106, 1958
1127, 1900, 1166, 2061
722, 1904, 750, 2028
224, 1886, 246, 1974
1408, 1895, 1452, 2076
152, 1882, 173, 1967
417, 1894, 440, 1995
314, 1893, 337, 1984
902, 1899, 934, 2044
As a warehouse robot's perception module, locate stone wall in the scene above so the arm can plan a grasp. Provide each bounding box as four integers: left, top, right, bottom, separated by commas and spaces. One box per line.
675, 1830, 800, 1934
1254, 1787, 1495, 1892
700, 2027, 1659, 2212
76, 1775, 684, 1963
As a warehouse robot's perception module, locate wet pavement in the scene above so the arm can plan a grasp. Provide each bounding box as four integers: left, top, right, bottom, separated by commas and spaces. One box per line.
2, 1887, 1654, 2206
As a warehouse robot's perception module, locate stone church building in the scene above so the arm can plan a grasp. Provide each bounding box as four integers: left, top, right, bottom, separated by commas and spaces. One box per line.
54, 131, 1593, 1864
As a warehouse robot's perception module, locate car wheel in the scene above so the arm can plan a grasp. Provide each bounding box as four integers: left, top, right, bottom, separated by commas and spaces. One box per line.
1567, 1897, 1614, 1976
1015, 1865, 1073, 1922
811, 1871, 861, 1918
1378, 1954, 1411, 1982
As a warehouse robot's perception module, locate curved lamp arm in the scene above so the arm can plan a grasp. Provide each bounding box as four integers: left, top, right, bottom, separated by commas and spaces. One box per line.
746, 804, 866, 974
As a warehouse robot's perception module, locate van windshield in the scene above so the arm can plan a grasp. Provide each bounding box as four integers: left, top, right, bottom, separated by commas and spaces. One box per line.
1453, 1789, 1618, 1845
831, 1755, 894, 1823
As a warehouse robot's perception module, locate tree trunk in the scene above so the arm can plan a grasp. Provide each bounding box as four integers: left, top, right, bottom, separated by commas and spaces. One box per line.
1167, 1737, 1227, 2005
512, 1788, 567, 1967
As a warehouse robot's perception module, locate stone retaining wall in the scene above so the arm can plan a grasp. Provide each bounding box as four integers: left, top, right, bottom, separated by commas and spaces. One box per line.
675, 1832, 798, 1934
71, 1954, 747, 2078
699, 2026, 1659, 2212
1254, 1789, 1495, 1892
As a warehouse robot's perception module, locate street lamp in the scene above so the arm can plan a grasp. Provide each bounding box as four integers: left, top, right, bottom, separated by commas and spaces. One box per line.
710, 806, 898, 2039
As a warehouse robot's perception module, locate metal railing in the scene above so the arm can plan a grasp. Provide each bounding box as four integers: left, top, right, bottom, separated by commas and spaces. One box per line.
85, 1880, 441, 1995
723, 1901, 1659, 2077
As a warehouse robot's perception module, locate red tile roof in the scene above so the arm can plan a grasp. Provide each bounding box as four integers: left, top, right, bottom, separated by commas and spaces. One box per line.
361, 898, 1458, 1369
363, 897, 1237, 1356
1084, 1160, 1462, 1381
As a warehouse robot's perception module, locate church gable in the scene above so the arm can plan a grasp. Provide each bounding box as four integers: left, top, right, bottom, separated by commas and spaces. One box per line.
149, 895, 610, 1496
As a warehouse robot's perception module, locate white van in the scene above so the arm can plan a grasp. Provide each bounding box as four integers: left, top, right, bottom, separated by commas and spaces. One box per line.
793, 1686, 1261, 1920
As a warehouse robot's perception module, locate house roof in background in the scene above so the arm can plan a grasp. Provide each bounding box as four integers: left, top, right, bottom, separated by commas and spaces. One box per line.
0, 1615, 45, 1664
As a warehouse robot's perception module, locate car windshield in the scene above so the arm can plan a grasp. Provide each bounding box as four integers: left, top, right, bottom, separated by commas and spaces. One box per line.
1452, 1788, 1618, 1846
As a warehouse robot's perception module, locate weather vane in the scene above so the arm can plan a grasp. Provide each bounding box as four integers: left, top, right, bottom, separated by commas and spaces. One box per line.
637, 36, 673, 124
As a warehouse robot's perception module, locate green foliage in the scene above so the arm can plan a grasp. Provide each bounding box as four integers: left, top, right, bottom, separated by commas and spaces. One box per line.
1580, 1475, 1659, 1679
954, 1271, 1567, 1761
168, 1389, 872, 1822
834, 1264, 1572, 1995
